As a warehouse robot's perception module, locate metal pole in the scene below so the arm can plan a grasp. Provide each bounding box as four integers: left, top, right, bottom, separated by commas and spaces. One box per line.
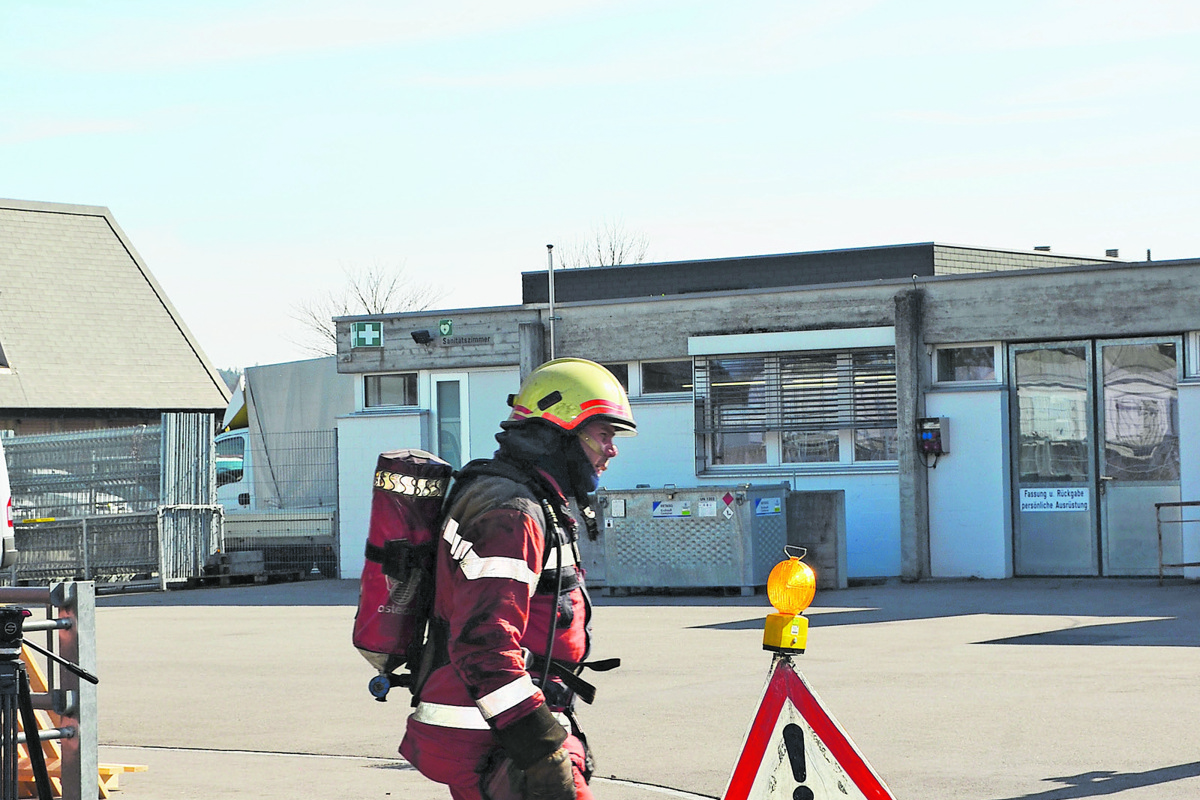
1157, 504, 1164, 586
79, 518, 89, 581
546, 244, 556, 361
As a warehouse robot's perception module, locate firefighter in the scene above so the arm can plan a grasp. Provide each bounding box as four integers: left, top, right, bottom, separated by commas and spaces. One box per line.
400, 358, 636, 800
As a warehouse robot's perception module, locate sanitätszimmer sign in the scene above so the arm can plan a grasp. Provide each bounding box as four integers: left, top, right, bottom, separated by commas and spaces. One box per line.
1019, 487, 1090, 512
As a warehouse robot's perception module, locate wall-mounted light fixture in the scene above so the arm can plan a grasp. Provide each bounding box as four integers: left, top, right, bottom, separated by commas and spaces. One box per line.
411, 330, 433, 345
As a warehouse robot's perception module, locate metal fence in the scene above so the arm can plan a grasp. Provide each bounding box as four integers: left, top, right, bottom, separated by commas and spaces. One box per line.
2, 415, 225, 588
219, 430, 339, 578
159, 413, 223, 584
5, 426, 160, 520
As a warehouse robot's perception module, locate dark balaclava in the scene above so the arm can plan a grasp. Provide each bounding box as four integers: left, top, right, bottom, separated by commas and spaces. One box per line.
493, 421, 602, 544
493, 419, 599, 499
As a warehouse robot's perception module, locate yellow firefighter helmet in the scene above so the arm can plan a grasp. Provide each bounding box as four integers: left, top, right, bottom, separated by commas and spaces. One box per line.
507, 358, 636, 435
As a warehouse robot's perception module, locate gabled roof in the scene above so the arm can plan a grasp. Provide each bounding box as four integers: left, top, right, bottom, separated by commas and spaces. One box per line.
0, 199, 229, 411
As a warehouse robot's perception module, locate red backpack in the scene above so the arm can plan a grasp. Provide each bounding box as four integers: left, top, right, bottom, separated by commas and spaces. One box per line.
352, 449, 453, 701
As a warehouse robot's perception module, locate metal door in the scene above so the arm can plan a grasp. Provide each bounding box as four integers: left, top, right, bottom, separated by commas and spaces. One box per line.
1096, 338, 1182, 576
1010, 342, 1098, 575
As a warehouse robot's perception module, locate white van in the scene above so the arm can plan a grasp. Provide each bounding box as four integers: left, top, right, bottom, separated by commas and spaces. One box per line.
0, 437, 15, 568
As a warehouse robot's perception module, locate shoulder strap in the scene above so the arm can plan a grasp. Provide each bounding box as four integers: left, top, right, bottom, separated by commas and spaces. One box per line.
445, 458, 567, 524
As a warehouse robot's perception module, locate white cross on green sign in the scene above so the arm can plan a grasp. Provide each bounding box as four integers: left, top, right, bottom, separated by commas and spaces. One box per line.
352, 321, 383, 348
438, 319, 453, 336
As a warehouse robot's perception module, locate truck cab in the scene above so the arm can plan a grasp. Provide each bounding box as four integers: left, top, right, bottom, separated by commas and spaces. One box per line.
215, 429, 251, 510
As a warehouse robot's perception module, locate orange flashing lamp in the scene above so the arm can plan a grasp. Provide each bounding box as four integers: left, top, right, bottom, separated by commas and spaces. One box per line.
763, 546, 816, 654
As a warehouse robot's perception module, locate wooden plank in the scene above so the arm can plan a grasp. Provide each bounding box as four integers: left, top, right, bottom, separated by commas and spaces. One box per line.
19, 645, 63, 779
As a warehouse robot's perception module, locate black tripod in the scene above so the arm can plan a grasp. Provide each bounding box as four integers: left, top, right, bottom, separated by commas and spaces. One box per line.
0, 606, 99, 800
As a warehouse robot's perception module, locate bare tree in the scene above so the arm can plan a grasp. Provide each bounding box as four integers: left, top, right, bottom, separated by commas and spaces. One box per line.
557, 219, 650, 269
292, 263, 447, 356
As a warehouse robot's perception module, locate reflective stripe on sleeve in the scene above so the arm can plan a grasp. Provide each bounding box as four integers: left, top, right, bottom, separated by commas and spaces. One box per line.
459, 552, 539, 586
442, 516, 540, 591
442, 518, 471, 561
477, 674, 539, 720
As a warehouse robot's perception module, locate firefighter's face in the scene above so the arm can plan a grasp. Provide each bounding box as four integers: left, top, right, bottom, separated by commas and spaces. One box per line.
577, 420, 619, 476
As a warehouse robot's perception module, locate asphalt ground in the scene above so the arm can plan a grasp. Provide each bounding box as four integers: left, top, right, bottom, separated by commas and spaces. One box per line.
89, 576, 1200, 800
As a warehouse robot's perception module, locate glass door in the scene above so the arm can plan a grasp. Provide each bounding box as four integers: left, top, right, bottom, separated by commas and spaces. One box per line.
433, 374, 469, 470
1096, 338, 1182, 576
1009, 342, 1098, 575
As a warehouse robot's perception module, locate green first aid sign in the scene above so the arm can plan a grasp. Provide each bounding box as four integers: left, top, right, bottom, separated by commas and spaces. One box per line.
438, 319, 453, 336
352, 321, 383, 348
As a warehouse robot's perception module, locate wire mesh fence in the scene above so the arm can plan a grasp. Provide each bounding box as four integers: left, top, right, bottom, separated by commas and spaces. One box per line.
5, 425, 161, 520
217, 430, 340, 578
2, 418, 341, 587
11, 514, 159, 584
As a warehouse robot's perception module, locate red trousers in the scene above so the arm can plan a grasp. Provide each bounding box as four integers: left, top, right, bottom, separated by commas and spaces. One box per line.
441, 734, 592, 800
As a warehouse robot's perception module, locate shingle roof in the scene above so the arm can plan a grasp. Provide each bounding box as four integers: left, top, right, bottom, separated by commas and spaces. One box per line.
0, 199, 229, 411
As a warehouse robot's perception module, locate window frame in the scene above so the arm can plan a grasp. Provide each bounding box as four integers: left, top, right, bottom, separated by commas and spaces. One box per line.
1187, 332, 1200, 379
694, 347, 898, 471
363, 371, 419, 409
600, 362, 630, 393
932, 343, 1002, 385
640, 359, 693, 395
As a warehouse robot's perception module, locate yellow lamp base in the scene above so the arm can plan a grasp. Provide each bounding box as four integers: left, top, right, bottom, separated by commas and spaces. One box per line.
762, 612, 808, 654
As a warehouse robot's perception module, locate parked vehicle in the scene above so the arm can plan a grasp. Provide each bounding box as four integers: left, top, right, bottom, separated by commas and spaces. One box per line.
215, 358, 355, 578
0, 437, 15, 568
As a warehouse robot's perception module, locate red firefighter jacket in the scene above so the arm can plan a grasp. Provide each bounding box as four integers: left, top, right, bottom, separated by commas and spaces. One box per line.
399, 468, 590, 785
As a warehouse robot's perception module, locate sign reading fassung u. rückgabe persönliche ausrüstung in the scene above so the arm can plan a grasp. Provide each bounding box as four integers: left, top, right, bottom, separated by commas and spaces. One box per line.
1020, 487, 1090, 512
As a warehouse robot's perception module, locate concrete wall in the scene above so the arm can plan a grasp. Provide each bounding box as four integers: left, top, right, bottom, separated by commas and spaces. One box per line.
926, 388, 1012, 578
921, 260, 1200, 343
337, 307, 541, 373
549, 282, 899, 363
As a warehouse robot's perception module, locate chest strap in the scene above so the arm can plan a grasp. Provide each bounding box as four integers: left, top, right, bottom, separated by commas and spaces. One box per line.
536, 565, 581, 595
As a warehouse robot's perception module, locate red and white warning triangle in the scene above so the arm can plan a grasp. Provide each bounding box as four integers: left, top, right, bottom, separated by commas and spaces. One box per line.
723, 656, 896, 800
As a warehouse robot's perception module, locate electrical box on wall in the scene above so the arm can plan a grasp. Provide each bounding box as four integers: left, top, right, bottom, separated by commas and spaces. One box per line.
918, 417, 949, 456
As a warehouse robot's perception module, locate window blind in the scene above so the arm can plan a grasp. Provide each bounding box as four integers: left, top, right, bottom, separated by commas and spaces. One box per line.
694, 349, 897, 434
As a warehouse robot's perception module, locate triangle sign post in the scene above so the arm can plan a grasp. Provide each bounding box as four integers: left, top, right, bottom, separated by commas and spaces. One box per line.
722, 655, 896, 800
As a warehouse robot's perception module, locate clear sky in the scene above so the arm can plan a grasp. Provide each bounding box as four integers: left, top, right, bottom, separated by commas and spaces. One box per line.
4, 1, 1199, 371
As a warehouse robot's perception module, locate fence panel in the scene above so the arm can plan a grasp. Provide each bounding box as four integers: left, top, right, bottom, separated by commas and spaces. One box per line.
1, 414, 225, 587
8, 513, 159, 585
5, 425, 161, 520
2, 415, 340, 587
158, 413, 222, 584
221, 430, 339, 578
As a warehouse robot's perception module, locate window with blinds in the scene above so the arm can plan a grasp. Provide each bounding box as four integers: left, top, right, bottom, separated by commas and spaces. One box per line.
693, 348, 898, 468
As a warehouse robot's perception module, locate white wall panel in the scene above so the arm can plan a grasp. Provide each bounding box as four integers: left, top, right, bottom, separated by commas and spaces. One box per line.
466, 368, 521, 461
336, 411, 426, 578
926, 390, 1012, 578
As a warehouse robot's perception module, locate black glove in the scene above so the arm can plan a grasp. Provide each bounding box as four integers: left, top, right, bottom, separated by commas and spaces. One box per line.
523, 747, 576, 800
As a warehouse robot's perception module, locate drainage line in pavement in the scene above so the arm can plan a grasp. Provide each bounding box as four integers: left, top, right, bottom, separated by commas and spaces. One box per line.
100, 745, 719, 798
